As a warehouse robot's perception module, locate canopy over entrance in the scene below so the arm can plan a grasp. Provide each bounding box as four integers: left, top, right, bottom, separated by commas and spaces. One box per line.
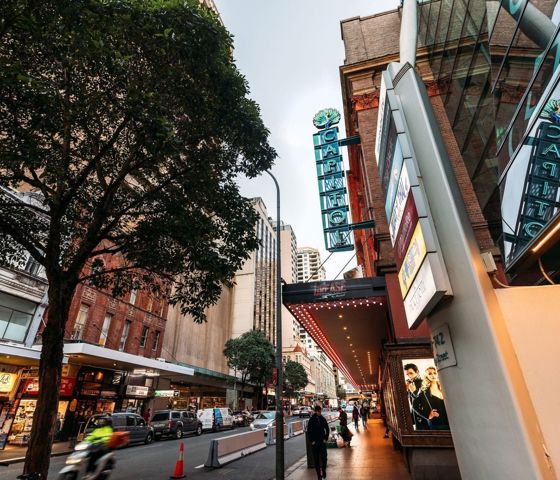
283, 278, 388, 390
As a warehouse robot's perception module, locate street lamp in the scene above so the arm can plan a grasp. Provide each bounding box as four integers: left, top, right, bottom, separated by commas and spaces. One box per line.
265, 170, 284, 479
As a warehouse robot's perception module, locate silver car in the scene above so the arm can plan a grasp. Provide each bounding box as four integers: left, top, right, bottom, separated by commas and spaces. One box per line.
249, 411, 276, 432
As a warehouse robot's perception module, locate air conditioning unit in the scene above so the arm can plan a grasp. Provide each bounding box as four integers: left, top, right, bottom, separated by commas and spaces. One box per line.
156, 357, 166, 362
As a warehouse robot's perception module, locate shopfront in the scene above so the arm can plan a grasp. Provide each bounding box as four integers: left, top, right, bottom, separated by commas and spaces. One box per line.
0, 368, 22, 448
73, 367, 124, 420
169, 383, 227, 411
7, 364, 78, 446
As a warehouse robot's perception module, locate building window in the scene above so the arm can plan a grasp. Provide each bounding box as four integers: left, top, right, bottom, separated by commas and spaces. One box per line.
119, 320, 131, 351
72, 304, 89, 340
140, 326, 149, 348
23, 256, 43, 277
152, 330, 160, 351
99, 313, 112, 347
0, 292, 36, 343
129, 289, 138, 306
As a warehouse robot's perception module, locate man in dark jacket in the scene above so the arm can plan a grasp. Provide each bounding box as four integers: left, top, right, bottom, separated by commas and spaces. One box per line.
307, 405, 329, 479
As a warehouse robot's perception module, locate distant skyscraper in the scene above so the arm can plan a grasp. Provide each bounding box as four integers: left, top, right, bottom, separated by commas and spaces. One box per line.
231, 198, 277, 344
296, 247, 326, 283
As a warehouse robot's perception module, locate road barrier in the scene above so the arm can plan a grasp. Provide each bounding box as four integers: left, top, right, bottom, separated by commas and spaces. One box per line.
265, 423, 290, 445
289, 420, 305, 437
204, 430, 267, 468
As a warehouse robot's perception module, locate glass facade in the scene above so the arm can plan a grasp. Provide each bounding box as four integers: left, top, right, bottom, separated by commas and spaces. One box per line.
418, 0, 560, 276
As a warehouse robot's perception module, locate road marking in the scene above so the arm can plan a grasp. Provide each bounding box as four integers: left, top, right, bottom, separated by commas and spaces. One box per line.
195, 464, 205, 469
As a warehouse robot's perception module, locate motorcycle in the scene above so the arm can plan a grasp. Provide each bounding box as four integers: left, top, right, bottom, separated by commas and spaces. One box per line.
57, 441, 115, 480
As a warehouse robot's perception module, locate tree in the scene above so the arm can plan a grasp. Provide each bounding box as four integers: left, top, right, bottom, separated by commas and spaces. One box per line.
0, 1, 276, 476
224, 330, 275, 410
283, 360, 308, 403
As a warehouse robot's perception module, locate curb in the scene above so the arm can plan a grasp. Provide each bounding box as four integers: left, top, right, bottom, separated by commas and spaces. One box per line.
284, 455, 308, 479
0, 449, 72, 467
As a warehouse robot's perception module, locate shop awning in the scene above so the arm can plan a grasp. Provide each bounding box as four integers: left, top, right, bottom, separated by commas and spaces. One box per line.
0, 342, 69, 366
64, 342, 195, 381
283, 278, 388, 391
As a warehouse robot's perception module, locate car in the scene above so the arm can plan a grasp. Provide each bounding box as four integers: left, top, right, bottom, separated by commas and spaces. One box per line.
150, 409, 202, 440
249, 411, 286, 435
232, 410, 253, 427
79, 412, 154, 445
344, 404, 354, 414
291, 407, 301, 416
299, 406, 312, 418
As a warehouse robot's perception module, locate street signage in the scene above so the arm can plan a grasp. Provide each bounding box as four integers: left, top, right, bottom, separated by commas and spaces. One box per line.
398, 222, 427, 296
313, 108, 353, 252
432, 323, 458, 370
126, 385, 149, 397
0, 373, 17, 393
377, 67, 452, 328
403, 253, 448, 329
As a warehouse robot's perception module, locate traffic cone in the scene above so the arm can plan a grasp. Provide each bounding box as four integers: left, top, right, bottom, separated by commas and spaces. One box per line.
170, 441, 186, 479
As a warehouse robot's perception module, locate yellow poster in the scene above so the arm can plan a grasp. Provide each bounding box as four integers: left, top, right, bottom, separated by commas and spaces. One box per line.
398, 222, 427, 296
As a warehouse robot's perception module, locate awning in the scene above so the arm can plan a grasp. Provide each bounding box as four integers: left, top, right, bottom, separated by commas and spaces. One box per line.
283, 278, 388, 390
64, 342, 194, 381
0, 342, 68, 366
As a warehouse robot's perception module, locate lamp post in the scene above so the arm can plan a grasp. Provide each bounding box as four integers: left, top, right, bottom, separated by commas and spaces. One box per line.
265, 170, 284, 479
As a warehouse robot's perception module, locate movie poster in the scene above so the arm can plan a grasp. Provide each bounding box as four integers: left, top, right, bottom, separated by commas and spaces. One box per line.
402, 358, 449, 431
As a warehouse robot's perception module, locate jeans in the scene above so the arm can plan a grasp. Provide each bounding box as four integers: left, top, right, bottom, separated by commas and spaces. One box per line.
312, 442, 327, 478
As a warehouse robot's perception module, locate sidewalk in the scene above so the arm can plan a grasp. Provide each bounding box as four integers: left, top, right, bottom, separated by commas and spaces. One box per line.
0, 441, 72, 466
286, 418, 411, 480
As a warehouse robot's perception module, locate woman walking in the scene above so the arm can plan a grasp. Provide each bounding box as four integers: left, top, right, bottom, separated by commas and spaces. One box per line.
352, 405, 360, 430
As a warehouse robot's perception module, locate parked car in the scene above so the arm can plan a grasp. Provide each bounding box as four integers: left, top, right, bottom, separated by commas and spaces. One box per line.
79, 412, 153, 445
150, 409, 202, 440
299, 406, 312, 418
291, 407, 301, 416
197, 407, 234, 431
232, 410, 253, 427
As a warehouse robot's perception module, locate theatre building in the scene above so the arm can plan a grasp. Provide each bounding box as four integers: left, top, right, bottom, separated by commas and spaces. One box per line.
284, 1, 560, 479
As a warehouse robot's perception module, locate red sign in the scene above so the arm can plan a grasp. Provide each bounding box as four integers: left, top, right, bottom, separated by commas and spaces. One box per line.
394, 191, 419, 270
23, 377, 77, 397
272, 368, 278, 386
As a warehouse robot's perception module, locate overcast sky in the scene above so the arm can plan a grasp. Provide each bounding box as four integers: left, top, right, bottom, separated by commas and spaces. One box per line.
215, 0, 397, 279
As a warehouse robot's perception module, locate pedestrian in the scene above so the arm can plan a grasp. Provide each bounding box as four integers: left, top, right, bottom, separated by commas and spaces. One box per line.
307, 405, 329, 480
143, 408, 151, 423
352, 405, 359, 431
338, 407, 348, 428
360, 404, 368, 429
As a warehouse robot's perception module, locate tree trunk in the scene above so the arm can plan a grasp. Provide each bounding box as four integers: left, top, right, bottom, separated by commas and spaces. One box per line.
23, 280, 73, 478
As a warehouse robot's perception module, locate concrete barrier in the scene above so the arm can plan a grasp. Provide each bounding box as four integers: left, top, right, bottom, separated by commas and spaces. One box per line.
290, 420, 305, 437
204, 429, 267, 468
265, 423, 289, 445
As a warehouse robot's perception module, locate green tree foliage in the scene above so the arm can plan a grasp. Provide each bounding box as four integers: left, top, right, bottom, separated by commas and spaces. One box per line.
224, 330, 275, 408
283, 359, 308, 396
0, 1, 276, 476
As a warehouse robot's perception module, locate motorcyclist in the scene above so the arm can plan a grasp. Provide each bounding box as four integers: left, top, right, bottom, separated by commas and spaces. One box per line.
85, 416, 113, 473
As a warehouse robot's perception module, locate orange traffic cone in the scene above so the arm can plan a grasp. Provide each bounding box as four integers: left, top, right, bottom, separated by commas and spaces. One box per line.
170, 441, 186, 479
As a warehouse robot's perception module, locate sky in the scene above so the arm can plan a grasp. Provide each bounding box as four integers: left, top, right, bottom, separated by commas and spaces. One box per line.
215, 0, 397, 279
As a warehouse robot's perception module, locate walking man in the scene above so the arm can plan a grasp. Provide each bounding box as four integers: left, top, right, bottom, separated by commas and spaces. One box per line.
308, 405, 329, 479
360, 404, 368, 430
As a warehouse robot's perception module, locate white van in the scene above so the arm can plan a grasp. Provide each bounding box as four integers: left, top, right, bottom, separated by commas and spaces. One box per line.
197, 408, 234, 431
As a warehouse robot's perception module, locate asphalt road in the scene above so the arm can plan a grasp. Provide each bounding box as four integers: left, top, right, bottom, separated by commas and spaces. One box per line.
0, 416, 313, 480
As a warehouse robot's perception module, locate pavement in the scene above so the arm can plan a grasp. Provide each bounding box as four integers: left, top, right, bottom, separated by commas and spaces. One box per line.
286, 418, 410, 480
0, 441, 72, 466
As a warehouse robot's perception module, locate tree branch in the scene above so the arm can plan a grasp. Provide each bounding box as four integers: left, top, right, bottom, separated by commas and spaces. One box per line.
0, 217, 45, 264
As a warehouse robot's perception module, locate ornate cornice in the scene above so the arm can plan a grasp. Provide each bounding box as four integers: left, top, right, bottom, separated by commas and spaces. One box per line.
352, 92, 380, 111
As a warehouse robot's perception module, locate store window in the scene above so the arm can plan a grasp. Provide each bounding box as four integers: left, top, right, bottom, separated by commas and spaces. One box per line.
0, 292, 36, 343
99, 313, 112, 347
140, 326, 149, 348
152, 330, 160, 351
119, 320, 131, 352
72, 304, 89, 340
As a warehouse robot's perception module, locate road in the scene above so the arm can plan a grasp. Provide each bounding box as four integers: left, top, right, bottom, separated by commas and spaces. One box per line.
0, 416, 313, 480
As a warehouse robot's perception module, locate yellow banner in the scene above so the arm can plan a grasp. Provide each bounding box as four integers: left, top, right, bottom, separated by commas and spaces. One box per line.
398, 222, 427, 296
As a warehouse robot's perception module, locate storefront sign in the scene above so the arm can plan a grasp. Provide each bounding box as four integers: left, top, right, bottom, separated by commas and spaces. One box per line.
154, 390, 180, 398
384, 138, 405, 220
403, 254, 448, 329
398, 222, 427, 296
0, 373, 17, 393
126, 385, 149, 397
389, 163, 411, 245
312, 108, 353, 252
313, 280, 346, 299
432, 323, 457, 370
394, 192, 419, 269
23, 377, 76, 396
